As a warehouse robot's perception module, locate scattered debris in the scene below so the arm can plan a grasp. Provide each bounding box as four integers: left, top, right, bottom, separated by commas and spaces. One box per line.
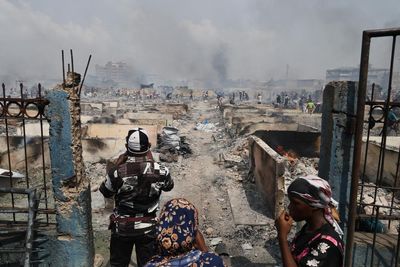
282, 157, 319, 189
195, 120, 217, 132
160, 127, 180, 148
0, 168, 25, 179
205, 227, 214, 236
210, 237, 223, 246
156, 127, 192, 162
214, 242, 229, 256
241, 243, 253, 250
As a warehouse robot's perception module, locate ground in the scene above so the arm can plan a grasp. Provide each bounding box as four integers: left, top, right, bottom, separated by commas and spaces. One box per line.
163, 100, 280, 266
90, 100, 281, 266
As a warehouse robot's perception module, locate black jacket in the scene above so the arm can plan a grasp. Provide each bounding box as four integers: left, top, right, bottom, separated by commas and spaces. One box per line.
100, 152, 174, 215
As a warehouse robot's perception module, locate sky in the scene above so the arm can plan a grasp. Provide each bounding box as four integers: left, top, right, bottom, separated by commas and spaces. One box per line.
0, 0, 400, 85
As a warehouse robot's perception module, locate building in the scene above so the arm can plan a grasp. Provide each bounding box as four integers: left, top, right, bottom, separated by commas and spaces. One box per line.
95, 62, 132, 86
326, 67, 390, 89
265, 79, 324, 92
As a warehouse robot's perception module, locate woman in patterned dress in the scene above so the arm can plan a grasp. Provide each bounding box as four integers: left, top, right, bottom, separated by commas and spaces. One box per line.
145, 198, 225, 267
275, 175, 344, 267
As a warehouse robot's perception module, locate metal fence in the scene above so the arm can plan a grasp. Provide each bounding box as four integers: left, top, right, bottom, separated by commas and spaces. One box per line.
0, 83, 54, 265
346, 28, 400, 267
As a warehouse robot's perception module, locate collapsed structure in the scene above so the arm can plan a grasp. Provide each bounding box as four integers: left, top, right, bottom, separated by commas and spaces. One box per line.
1, 28, 400, 267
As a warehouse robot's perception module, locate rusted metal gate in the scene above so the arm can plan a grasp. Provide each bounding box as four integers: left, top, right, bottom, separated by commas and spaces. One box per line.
346, 28, 400, 266
0, 83, 53, 266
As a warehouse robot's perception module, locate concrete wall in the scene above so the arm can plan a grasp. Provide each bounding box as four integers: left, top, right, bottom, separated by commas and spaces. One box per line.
83, 138, 127, 163
123, 112, 173, 131
0, 137, 150, 169
14, 116, 165, 140
222, 104, 322, 136
319, 81, 357, 223
240, 122, 298, 135
103, 101, 119, 108
0, 137, 50, 171
84, 124, 158, 145
249, 135, 287, 218
156, 103, 188, 119
361, 136, 400, 186
15, 122, 50, 136
295, 114, 322, 129
45, 88, 94, 266
297, 123, 319, 132
254, 130, 321, 158
81, 102, 103, 115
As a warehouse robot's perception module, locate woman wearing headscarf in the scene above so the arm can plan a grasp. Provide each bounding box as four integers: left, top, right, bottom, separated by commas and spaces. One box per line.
145, 198, 225, 267
275, 175, 344, 267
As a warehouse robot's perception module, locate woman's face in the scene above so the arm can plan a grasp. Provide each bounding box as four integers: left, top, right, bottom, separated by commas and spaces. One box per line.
288, 196, 313, 222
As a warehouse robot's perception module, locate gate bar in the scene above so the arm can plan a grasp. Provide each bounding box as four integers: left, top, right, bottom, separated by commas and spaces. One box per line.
20, 83, 30, 188
345, 28, 400, 267
345, 30, 371, 267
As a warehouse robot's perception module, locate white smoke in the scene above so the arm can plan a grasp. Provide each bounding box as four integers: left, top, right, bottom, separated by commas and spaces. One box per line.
0, 0, 399, 86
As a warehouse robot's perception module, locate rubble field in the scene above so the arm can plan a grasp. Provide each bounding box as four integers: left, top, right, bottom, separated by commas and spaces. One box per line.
84, 99, 324, 266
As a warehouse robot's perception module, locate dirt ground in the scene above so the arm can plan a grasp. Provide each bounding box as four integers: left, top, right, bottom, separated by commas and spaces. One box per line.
90, 100, 281, 266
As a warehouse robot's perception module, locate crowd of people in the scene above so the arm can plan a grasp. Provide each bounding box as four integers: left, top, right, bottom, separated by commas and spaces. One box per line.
274, 91, 321, 114
100, 127, 344, 267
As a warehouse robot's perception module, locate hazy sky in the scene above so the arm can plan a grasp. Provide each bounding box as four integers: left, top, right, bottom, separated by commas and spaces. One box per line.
1, 0, 399, 84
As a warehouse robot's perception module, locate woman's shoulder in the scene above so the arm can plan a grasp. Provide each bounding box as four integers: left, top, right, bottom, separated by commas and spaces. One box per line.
295, 223, 344, 251
313, 223, 344, 252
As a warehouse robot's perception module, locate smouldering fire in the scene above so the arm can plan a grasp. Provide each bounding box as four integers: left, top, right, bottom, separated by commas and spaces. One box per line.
276, 145, 298, 162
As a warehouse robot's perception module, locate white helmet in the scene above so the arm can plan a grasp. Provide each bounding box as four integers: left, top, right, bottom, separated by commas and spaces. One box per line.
126, 128, 150, 155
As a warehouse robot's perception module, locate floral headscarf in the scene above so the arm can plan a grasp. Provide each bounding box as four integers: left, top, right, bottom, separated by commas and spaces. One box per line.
157, 198, 198, 256
288, 175, 344, 236
145, 198, 224, 267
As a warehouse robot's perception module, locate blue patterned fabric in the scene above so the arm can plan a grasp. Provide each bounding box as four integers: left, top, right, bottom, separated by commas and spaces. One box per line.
145, 198, 224, 267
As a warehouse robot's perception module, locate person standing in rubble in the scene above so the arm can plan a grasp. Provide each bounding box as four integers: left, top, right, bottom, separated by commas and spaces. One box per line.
257, 93, 262, 104
203, 90, 209, 101
275, 175, 344, 267
276, 94, 282, 106
100, 128, 174, 267
306, 99, 315, 114
217, 94, 224, 111
284, 94, 290, 108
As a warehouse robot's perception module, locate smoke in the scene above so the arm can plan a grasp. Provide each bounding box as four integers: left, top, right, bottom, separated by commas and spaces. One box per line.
212, 44, 228, 85
0, 0, 400, 87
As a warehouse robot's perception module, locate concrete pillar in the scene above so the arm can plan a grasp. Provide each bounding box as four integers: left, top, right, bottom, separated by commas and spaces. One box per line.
319, 81, 357, 225
45, 87, 94, 266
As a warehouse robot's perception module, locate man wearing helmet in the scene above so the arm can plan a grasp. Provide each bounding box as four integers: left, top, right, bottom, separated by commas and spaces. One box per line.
100, 128, 174, 267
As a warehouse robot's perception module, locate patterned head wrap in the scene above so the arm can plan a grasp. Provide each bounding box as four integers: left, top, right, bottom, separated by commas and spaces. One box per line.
146, 198, 224, 267
288, 175, 343, 236
156, 198, 199, 256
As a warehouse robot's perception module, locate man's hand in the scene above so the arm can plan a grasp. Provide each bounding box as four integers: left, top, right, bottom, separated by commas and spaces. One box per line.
107, 167, 123, 190
275, 210, 293, 239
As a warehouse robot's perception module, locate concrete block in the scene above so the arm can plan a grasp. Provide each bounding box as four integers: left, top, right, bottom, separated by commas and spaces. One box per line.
319, 81, 357, 222
361, 136, 400, 186
249, 135, 287, 218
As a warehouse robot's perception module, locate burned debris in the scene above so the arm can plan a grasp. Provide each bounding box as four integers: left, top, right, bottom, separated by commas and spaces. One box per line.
155, 126, 192, 163
0, 25, 400, 266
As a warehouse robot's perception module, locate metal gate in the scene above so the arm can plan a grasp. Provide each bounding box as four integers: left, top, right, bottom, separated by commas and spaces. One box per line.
346, 28, 400, 267
0, 83, 53, 265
